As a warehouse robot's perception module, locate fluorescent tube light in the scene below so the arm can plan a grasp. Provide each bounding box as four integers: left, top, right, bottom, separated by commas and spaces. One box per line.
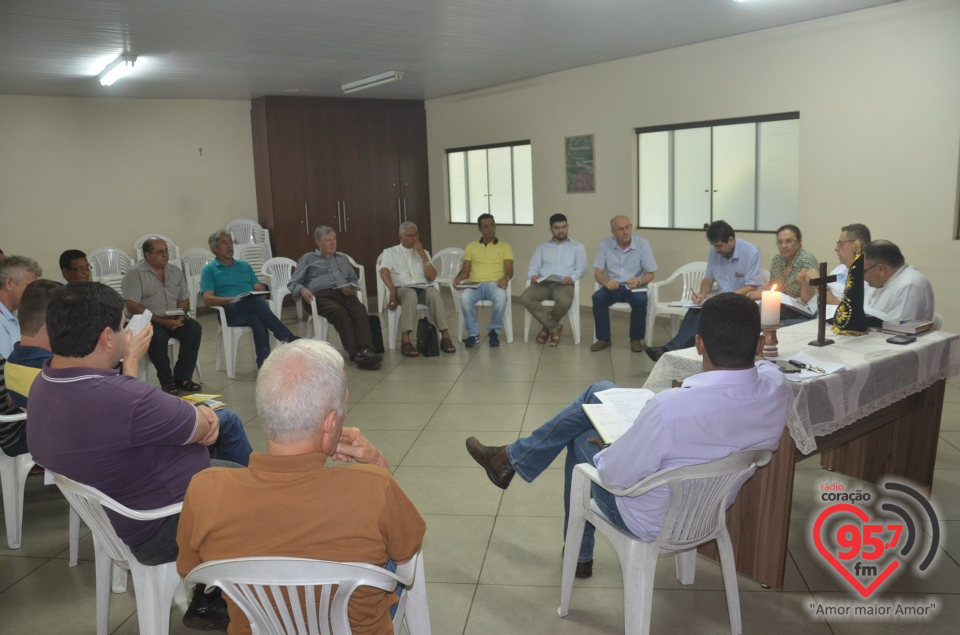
98, 54, 138, 86
341, 71, 403, 94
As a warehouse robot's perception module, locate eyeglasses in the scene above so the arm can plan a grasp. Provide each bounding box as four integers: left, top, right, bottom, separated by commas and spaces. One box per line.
776, 239, 797, 247
69, 265, 91, 272
864, 263, 880, 273
401, 232, 419, 238
152, 249, 169, 256
836, 240, 856, 247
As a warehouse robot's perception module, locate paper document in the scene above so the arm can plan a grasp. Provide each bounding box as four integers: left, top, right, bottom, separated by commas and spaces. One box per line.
334, 282, 359, 290
403, 283, 437, 290
780, 295, 817, 317
630, 286, 648, 294
232, 291, 270, 303
127, 310, 152, 336
181, 393, 225, 410
783, 352, 845, 383
596, 387, 655, 431
537, 274, 566, 284
669, 300, 703, 309
457, 282, 481, 289
165, 309, 185, 316
582, 404, 625, 445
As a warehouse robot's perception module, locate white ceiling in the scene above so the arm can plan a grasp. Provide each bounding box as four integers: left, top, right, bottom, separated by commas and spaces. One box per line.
0, 0, 899, 101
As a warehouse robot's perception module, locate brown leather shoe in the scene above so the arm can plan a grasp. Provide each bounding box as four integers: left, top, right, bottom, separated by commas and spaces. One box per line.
590, 339, 611, 352
465, 437, 515, 489
549, 324, 563, 347
536, 327, 549, 344
630, 340, 644, 353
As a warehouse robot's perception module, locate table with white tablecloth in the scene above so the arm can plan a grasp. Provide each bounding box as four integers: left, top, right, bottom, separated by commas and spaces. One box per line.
643, 320, 959, 589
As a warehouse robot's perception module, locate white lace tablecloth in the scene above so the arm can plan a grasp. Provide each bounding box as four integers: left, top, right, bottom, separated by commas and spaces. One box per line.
643, 321, 960, 455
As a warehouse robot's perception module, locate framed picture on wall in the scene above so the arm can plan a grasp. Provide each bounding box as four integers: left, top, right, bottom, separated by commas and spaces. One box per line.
565, 134, 595, 193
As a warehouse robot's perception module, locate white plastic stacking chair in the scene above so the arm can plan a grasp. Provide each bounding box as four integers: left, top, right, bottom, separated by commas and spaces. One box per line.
213, 306, 257, 379
376, 253, 429, 350
235, 243, 271, 287
523, 278, 581, 345
457, 279, 513, 343
760, 268, 771, 288
137, 338, 203, 385
0, 414, 34, 550
933, 312, 943, 330
226, 218, 273, 258
184, 550, 432, 635
592, 281, 633, 344
134, 234, 182, 269
263, 257, 303, 320
559, 449, 773, 635
644, 262, 708, 347
429, 248, 464, 314
305, 254, 368, 345
88, 247, 133, 281
181, 249, 214, 319
51, 472, 183, 635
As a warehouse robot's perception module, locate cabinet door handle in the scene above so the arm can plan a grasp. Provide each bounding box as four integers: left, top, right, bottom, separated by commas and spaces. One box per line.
336, 202, 343, 233
403, 198, 408, 222
398, 199, 403, 226
342, 202, 348, 232
304, 203, 310, 236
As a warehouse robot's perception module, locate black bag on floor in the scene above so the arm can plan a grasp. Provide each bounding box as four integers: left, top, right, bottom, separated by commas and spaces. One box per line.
416, 317, 440, 357
368, 314, 385, 354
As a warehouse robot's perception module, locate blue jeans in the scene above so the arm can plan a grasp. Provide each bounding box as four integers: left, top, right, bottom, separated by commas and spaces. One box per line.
592, 286, 648, 342
506, 381, 638, 561
663, 309, 700, 351
221, 296, 295, 367
206, 409, 253, 466
459, 281, 507, 338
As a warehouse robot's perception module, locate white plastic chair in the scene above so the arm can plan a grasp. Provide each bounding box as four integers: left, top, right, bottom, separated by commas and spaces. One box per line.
235, 243, 271, 287
0, 415, 33, 550
523, 278, 581, 345
559, 449, 773, 635
429, 248, 464, 314
134, 234, 182, 269
51, 472, 183, 635
137, 338, 203, 385
760, 268, 771, 288
376, 253, 429, 350
184, 550, 432, 635
88, 247, 133, 281
226, 219, 273, 258
457, 280, 513, 343
592, 281, 634, 344
933, 312, 943, 330
305, 254, 368, 344
644, 262, 708, 347
213, 306, 257, 379
181, 249, 214, 319
263, 257, 303, 321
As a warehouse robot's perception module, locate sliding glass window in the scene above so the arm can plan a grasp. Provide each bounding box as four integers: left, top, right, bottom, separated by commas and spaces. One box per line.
637, 113, 799, 232
448, 141, 534, 225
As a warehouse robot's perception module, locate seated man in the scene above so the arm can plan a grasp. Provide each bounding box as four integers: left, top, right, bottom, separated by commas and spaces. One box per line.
453, 214, 514, 347
177, 339, 425, 635
798, 223, 871, 306
6, 280, 63, 410
379, 222, 455, 357
59, 249, 92, 283
863, 240, 934, 321
0, 256, 42, 358
201, 230, 298, 369
289, 226, 381, 370
122, 237, 202, 395
0, 355, 27, 457
521, 214, 587, 347
466, 293, 792, 578
646, 220, 762, 361
590, 215, 657, 353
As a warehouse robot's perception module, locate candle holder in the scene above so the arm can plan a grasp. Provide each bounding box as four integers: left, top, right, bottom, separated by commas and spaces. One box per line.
761, 323, 783, 359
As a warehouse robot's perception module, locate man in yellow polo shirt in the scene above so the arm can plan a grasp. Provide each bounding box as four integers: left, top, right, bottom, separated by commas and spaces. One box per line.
453, 214, 514, 347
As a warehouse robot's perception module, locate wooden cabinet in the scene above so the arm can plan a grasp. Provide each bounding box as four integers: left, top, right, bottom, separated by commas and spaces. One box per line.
250, 96, 431, 290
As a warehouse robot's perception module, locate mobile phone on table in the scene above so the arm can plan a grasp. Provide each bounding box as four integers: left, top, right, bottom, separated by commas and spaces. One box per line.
886, 335, 916, 345
775, 361, 801, 373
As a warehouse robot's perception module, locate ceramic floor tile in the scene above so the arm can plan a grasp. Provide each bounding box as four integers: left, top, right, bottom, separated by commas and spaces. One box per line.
465, 584, 624, 635
421, 582, 475, 635
348, 403, 438, 431
932, 470, 960, 520
425, 403, 526, 431
534, 364, 614, 382
0, 496, 76, 559
459, 363, 539, 383
522, 403, 569, 432
214, 380, 259, 402
0, 555, 47, 593
940, 402, 960, 431
498, 468, 566, 517
393, 466, 504, 516
401, 430, 519, 468
360, 381, 454, 404
528, 381, 593, 404
443, 382, 533, 404
380, 363, 467, 382
343, 380, 380, 402
935, 437, 960, 470
421, 514, 496, 584
223, 399, 259, 423
464, 344, 544, 364
814, 592, 960, 634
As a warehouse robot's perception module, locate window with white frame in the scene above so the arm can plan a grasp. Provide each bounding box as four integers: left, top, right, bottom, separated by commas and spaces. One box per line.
447, 141, 534, 225
638, 113, 799, 232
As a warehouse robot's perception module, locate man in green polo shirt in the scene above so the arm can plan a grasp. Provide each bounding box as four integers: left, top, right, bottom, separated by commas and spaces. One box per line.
200, 230, 298, 368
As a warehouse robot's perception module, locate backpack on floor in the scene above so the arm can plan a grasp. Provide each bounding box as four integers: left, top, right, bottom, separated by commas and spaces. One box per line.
368, 315, 385, 354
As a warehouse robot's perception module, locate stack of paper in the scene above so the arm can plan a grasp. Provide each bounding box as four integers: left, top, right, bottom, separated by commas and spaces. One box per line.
783, 352, 845, 383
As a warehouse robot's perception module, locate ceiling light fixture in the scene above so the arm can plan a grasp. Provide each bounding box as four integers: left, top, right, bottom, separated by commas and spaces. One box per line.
98, 54, 138, 86
341, 71, 403, 94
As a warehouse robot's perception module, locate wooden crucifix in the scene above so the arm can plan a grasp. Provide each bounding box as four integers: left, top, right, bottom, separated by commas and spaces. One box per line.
808, 262, 837, 347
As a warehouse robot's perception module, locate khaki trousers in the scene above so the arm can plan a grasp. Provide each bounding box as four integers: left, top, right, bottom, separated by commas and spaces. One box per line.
520, 280, 575, 331
397, 286, 449, 335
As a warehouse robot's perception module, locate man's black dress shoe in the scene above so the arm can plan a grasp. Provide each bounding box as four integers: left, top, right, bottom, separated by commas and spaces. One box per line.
645, 346, 665, 363
576, 559, 594, 579
182, 584, 230, 631
465, 437, 515, 489
354, 346, 383, 369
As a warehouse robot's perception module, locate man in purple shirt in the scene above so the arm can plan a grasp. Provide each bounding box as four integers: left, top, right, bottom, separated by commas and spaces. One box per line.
466, 293, 793, 578
27, 282, 247, 630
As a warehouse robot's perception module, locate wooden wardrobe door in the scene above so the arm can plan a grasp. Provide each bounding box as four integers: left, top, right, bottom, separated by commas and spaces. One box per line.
302, 105, 345, 261
396, 107, 432, 252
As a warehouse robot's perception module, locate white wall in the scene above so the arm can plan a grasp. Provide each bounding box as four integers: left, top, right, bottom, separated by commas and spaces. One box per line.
0, 95, 257, 277
425, 0, 960, 331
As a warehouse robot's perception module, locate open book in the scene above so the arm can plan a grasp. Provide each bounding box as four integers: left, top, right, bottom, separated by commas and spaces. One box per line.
780, 294, 817, 318
232, 290, 270, 303
581, 388, 655, 444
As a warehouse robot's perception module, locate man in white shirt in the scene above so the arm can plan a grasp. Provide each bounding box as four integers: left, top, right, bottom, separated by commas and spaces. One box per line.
379, 222, 455, 356
520, 214, 587, 347
466, 293, 793, 578
799, 223, 871, 305
863, 240, 934, 322
0, 256, 42, 358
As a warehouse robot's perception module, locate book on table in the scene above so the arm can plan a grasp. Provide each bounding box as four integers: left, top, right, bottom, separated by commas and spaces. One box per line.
581, 388, 655, 445
780, 294, 817, 317
879, 319, 935, 335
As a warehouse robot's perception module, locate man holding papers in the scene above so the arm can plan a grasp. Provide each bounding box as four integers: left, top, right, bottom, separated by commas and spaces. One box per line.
521, 214, 587, 347
289, 226, 381, 369
379, 221, 455, 356
590, 215, 657, 353
467, 293, 792, 579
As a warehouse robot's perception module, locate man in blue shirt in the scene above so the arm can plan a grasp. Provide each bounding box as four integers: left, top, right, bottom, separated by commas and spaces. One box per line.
520, 214, 587, 347
200, 230, 298, 368
590, 216, 657, 353
646, 220, 762, 361
0, 255, 42, 358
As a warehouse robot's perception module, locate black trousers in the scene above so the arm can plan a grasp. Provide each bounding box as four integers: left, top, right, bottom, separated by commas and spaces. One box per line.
306, 289, 373, 359
147, 318, 202, 386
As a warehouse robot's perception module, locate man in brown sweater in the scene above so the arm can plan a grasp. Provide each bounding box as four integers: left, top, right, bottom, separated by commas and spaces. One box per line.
176, 339, 425, 635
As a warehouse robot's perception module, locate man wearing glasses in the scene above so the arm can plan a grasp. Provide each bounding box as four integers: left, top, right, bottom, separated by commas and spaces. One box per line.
798, 223, 871, 306
122, 237, 204, 395
59, 249, 92, 283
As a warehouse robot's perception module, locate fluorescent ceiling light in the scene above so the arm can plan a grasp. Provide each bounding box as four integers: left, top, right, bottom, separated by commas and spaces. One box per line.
98, 54, 138, 86
341, 71, 403, 94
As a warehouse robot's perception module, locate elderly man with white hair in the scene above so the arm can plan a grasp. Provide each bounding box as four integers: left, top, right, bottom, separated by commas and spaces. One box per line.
0, 255, 42, 358
177, 339, 426, 635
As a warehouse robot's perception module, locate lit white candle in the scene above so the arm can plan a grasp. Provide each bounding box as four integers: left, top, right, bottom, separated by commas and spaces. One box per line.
761, 285, 781, 325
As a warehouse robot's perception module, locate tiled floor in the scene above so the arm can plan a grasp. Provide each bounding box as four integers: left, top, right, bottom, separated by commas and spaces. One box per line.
2, 295, 959, 634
